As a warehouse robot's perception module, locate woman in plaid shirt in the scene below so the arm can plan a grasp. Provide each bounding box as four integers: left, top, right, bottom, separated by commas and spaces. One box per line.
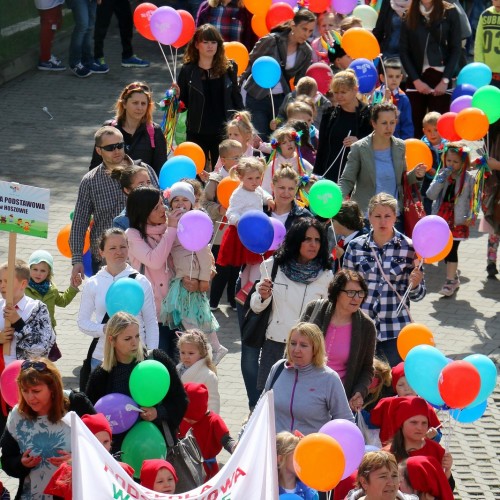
343, 193, 425, 367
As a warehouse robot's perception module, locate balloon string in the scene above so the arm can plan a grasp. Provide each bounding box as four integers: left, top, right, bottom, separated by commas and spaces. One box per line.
209, 224, 220, 249
322, 129, 351, 181
174, 47, 178, 78
395, 259, 422, 316
157, 42, 175, 82
269, 89, 276, 121
168, 45, 177, 80
380, 57, 388, 97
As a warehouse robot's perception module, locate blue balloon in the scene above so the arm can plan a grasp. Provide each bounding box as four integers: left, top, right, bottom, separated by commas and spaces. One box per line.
82, 250, 93, 277
279, 495, 302, 500
463, 354, 497, 407
252, 56, 281, 89
451, 83, 477, 101
450, 399, 487, 423
349, 58, 378, 93
105, 278, 145, 317
159, 155, 196, 190
457, 62, 492, 88
237, 210, 274, 254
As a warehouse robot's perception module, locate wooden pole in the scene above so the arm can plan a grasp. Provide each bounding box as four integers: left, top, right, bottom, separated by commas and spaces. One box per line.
3, 232, 17, 356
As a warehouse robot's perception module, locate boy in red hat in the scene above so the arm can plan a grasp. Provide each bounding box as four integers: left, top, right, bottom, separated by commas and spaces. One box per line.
140, 459, 178, 494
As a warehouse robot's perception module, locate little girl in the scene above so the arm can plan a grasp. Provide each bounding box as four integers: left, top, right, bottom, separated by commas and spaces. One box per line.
311, 11, 338, 64
276, 431, 319, 499
426, 143, 476, 296
140, 459, 178, 494
161, 182, 228, 365
177, 329, 220, 413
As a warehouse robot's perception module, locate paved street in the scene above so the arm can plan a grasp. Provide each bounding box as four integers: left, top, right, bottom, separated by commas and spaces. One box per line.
0, 26, 499, 499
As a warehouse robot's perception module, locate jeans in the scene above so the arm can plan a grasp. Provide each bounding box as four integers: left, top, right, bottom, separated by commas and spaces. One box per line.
159, 324, 180, 363
376, 339, 402, 368
245, 93, 285, 141
94, 0, 133, 59
67, 0, 97, 67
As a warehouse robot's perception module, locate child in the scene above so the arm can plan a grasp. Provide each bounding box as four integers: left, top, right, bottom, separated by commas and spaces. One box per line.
140, 459, 178, 494
179, 382, 236, 480
286, 119, 317, 167
35, 0, 66, 71
26, 250, 81, 361
287, 99, 319, 150
276, 431, 319, 499
177, 330, 220, 413
0, 260, 55, 367
311, 11, 338, 64
182, 178, 204, 209
426, 143, 475, 296
161, 182, 228, 365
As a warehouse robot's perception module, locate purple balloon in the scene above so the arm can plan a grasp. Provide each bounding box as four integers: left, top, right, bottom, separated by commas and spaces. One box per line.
319, 419, 365, 479
332, 0, 357, 15
269, 218, 286, 251
177, 210, 214, 252
411, 215, 450, 258
150, 6, 182, 45
94, 393, 140, 434
272, 0, 297, 6
450, 95, 472, 114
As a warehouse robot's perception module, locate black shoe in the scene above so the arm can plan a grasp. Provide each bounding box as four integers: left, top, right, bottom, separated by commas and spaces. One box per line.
486, 262, 498, 279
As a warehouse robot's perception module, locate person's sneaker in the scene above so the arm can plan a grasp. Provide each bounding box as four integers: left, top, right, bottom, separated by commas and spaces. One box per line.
71, 63, 91, 78
438, 278, 460, 296
486, 262, 498, 279
38, 55, 66, 71
121, 55, 150, 68
212, 345, 228, 365
229, 301, 237, 311
89, 58, 109, 74
210, 306, 218, 312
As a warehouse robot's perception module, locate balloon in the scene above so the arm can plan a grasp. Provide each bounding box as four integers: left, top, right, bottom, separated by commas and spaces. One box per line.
397, 324, 434, 360
423, 230, 453, 264
451, 83, 477, 102
217, 177, 240, 209
280, 495, 302, 500
404, 139, 433, 171
309, 0, 330, 13
463, 354, 497, 407
450, 399, 487, 423
237, 210, 274, 254
105, 278, 145, 316
172, 10, 196, 49
177, 210, 213, 252
348, 58, 378, 93
149, 6, 182, 45
365, 445, 381, 452
269, 218, 287, 251
308, 179, 343, 218
94, 393, 140, 434
353, 5, 378, 30
133, 3, 157, 41
341, 28, 380, 60
437, 112, 461, 142
224, 41, 249, 76
412, 215, 450, 259
272, 0, 297, 6
245, 0, 272, 15
438, 360, 481, 409
69, 211, 74, 221
129, 360, 171, 407
471, 85, 500, 124
251, 14, 270, 38
252, 56, 281, 89
174, 142, 206, 174
82, 250, 93, 277
159, 156, 197, 190
319, 419, 364, 480
454, 108, 489, 141
0, 360, 22, 408
175, 112, 187, 145
405, 345, 449, 406
332, 0, 357, 15
449, 95, 472, 114
57, 224, 90, 258
457, 62, 492, 88
306, 62, 333, 95
121, 421, 167, 478
293, 433, 345, 491
266, 2, 294, 31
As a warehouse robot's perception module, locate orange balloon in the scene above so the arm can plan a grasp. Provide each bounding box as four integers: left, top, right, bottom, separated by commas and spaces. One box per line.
397, 323, 435, 360
217, 177, 240, 209
454, 107, 489, 141
423, 230, 453, 264
244, 0, 271, 16
133, 3, 157, 41
57, 224, 90, 258
251, 14, 269, 38
174, 142, 206, 174
289, 77, 295, 92
405, 139, 433, 171
224, 42, 249, 76
293, 433, 345, 492
172, 10, 195, 49
341, 28, 380, 60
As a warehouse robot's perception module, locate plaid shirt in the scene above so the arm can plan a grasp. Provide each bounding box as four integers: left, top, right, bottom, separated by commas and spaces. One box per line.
343, 230, 426, 341
205, 2, 242, 43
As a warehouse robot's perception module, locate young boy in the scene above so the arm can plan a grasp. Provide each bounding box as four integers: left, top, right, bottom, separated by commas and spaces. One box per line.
475, 0, 500, 89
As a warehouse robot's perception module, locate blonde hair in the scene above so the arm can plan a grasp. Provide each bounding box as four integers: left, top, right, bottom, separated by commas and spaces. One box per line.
363, 357, 392, 409
271, 126, 297, 145
286, 322, 326, 367
230, 156, 266, 180
330, 69, 358, 93
225, 111, 255, 144
368, 193, 397, 215
272, 164, 300, 185
219, 139, 242, 157
0, 259, 30, 282
296, 76, 317, 96
423, 111, 441, 127
286, 101, 313, 120
276, 431, 299, 469
357, 452, 399, 489
177, 329, 217, 374
340, 16, 363, 34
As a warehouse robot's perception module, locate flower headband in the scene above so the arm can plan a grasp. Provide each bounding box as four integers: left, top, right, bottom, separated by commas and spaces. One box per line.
444, 145, 470, 159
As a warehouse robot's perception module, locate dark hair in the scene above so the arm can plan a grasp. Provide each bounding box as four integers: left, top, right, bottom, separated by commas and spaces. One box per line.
333, 200, 364, 231
390, 428, 408, 461
405, 0, 450, 31
111, 164, 150, 192
371, 102, 398, 123
271, 8, 316, 33
274, 217, 332, 269
98, 228, 127, 251
127, 186, 162, 240
327, 269, 368, 308
383, 57, 403, 72
287, 119, 313, 149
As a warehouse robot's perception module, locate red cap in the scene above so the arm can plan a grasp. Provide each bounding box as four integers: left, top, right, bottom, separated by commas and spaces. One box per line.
118, 462, 135, 478
406, 456, 454, 500
391, 362, 405, 392
184, 383, 209, 421
394, 397, 432, 430
140, 459, 178, 490
81, 413, 112, 437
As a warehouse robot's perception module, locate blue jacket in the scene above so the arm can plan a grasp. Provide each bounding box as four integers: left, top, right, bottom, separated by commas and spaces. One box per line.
279, 480, 319, 500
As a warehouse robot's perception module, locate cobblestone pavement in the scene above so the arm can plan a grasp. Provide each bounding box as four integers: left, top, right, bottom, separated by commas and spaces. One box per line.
0, 26, 499, 499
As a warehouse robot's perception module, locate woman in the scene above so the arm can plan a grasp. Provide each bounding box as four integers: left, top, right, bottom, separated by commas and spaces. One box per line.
86, 312, 188, 454
90, 82, 167, 175
373, 0, 410, 59
251, 217, 333, 390
175, 24, 243, 168
399, 0, 462, 133
343, 193, 425, 367
339, 102, 425, 228
77, 228, 159, 371
241, 9, 316, 140
263, 322, 353, 436
314, 70, 372, 183
300, 270, 376, 412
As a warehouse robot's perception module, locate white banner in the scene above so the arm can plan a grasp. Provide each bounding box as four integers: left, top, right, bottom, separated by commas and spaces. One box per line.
69, 391, 278, 499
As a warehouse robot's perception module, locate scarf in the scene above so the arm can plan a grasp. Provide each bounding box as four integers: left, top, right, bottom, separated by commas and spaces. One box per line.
28, 278, 50, 296
144, 223, 167, 246
390, 0, 410, 17
281, 258, 323, 284
419, 1, 433, 19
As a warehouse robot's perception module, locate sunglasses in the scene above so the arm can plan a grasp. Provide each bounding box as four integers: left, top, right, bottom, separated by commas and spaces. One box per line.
99, 142, 125, 152
125, 83, 150, 93
21, 360, 48, 372
341, 289, 367, 298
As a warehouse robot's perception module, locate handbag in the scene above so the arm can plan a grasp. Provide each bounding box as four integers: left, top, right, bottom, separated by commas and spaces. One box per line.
355, 411, 382, 448
402, 173, 426, 237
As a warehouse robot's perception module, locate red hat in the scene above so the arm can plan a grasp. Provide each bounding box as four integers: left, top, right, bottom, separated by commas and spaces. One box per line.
406, 456, 454, 500
140, 459, 178, 490
391, 362, 405, 392
394, 397, 432, 430
81, 413, 112, 437
119, 462, 135, 478
184, 383, 209, 421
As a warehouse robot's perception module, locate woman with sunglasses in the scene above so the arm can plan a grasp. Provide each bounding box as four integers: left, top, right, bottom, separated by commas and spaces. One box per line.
89, 81, 167, 176
301, 269, 376, 413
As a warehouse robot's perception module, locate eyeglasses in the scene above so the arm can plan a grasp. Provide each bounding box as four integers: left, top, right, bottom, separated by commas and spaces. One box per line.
99, 142, 125, 152
21, 360, 48, 372
340, 289, 367, 298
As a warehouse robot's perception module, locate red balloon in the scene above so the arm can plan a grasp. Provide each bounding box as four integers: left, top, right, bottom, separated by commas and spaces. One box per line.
133, 3, 158, 42
172, 10, 196, 49
266, 2, 294, 31
309, 0, 331, 13
438, 360, 481, 409
306, 62, 333, 95
437, 112, 461, 142
0, 360, 22, 408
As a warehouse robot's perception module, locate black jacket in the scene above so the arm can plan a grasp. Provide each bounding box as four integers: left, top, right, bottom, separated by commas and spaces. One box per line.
373, 0, 400, 57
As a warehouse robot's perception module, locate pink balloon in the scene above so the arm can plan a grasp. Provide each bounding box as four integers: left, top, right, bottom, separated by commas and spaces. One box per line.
412, 215, 450, 258
269, 218, 286, 251
150, 6, 182, 45
0, 360, 23, 408
272, 0, 297, 6
450, 95, 472, 114
177, 210, 214, 252
331, 0, 357, 15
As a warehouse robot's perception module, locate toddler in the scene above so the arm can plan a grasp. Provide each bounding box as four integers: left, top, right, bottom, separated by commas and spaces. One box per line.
140, 459, 177, 494
311, 11, 337, 64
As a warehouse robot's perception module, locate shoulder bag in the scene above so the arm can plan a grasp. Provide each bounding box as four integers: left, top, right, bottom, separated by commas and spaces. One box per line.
402, 173, 426, 238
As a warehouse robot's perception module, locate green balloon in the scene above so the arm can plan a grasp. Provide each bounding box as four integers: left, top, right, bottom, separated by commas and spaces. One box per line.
121, 421, 167, 478
471, 85, 500, 124
308, 179, 343, 218
175, 112, 187, 145
69, 211, 74, 221
129, 360, 170, 407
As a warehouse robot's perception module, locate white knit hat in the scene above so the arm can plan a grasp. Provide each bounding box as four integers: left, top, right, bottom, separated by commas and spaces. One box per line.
166, 181, 195, 206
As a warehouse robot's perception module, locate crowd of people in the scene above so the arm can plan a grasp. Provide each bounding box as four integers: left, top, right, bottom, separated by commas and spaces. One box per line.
2, 0, 499, 498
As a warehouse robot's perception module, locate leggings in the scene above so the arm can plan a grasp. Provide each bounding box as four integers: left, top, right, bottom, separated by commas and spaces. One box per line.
487, 234, 500, 262
444, 240, 461, 264
38, 6, 63, 61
